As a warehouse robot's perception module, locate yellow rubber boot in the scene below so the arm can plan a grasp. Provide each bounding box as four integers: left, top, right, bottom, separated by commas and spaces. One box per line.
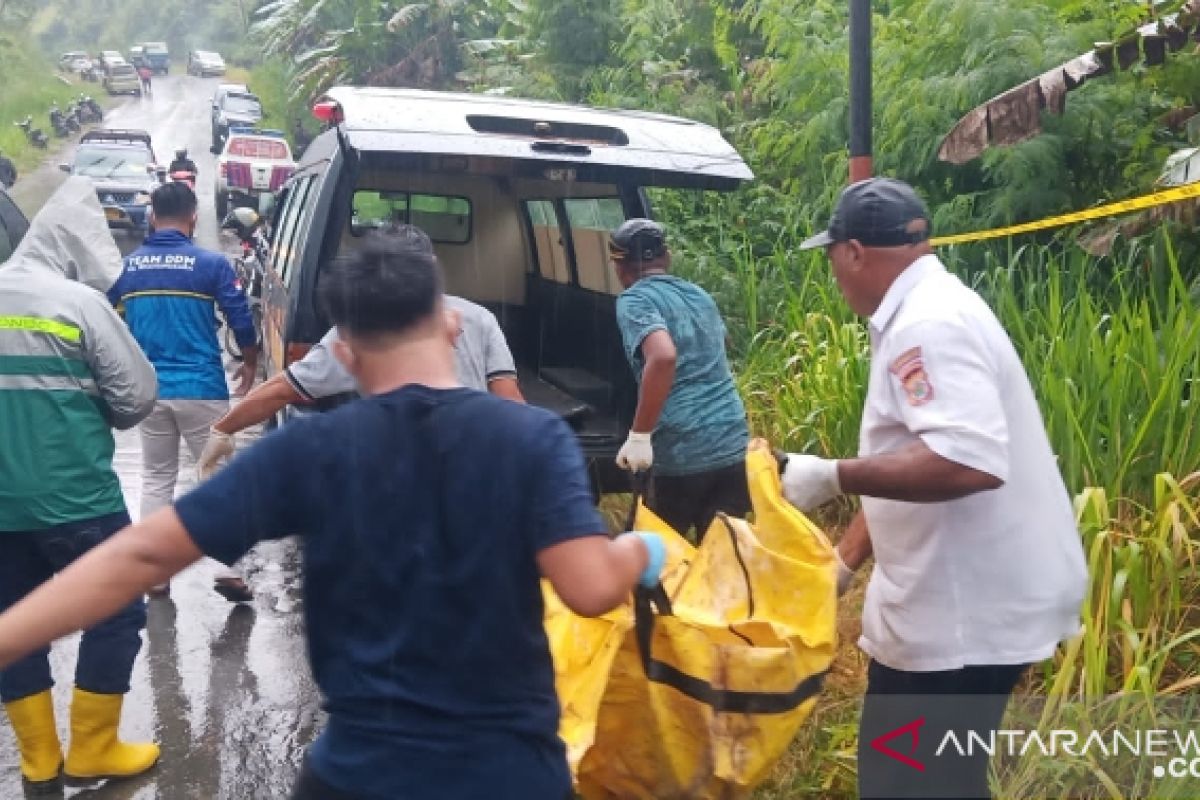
3, 690, 63, 784
63, 688, 159, 780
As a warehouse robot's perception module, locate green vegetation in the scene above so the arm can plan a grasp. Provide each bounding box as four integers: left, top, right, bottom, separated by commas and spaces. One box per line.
242, 0, 1200, 239
234, 1, 1200, 795
0, 40, 92, 171
9, 0, 1200, 794
28, 0, 264, 66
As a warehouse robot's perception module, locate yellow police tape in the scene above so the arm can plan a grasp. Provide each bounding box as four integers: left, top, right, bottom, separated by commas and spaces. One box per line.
930, 182, 1200, 246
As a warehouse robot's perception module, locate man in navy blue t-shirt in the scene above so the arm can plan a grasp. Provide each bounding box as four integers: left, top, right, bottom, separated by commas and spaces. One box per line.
0, 231, 668, 799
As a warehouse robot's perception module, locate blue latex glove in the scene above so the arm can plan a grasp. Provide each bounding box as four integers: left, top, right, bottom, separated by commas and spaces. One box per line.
629, 531, 666, 588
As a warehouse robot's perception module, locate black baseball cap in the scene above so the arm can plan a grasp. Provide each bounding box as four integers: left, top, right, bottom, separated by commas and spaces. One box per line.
609, 218, 667, 261
800, 178, 932, 250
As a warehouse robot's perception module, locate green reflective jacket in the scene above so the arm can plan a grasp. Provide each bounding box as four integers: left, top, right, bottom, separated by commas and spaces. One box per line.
0, 177, 156, 531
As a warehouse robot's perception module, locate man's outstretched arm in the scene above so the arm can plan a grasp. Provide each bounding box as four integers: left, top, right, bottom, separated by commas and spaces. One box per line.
214, 372, 304, 436
199, 373, 306, 477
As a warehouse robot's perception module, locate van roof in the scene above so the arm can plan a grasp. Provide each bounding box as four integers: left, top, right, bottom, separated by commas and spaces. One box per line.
322, 86, 753, 190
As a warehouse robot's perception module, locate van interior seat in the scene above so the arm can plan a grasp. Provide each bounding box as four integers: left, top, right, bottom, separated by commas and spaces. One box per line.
538, 366, 613, 411
515, 366, 592, 428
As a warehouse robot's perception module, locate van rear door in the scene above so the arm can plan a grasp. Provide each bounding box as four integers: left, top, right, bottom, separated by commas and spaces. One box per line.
322, 87, 753, 190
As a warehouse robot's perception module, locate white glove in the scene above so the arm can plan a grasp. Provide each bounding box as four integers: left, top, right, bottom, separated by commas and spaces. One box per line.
616, 431, 654, 472
198, 428, 236, 480
780, 453, 842, 511
834, 547, 855, 597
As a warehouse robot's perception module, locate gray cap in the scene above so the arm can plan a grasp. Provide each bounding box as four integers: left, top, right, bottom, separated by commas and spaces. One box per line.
609, 218, 667, 261
800, 178, 932, 250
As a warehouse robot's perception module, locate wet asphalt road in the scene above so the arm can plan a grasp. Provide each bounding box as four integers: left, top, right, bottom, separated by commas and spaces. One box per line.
1, 74, 322, 798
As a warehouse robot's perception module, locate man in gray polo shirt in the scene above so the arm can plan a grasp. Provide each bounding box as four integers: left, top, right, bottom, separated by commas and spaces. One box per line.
199, 295, 523, 475
198, 229, 523, 477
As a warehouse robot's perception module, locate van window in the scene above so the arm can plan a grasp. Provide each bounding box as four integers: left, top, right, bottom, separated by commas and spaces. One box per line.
525, 200, 570, 284
271, 175, 314, 286
351, 191, 471, 244
564, 198, 625, 294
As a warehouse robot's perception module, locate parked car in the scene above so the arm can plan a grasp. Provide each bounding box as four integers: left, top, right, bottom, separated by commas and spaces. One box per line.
58, 51, 92, 73
261, 86, 752, 493
212, 83, 250, 112
61, 129, 163, 240
104, 63, 142, 95
0, 185, 29, 264
214, 128, 296, 219
99, 51, 126, 73
187, 50, 226, 77
142, 41, 170, 74
211, 90, 263, 152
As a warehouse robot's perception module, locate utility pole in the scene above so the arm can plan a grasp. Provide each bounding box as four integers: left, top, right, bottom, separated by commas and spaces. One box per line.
848, 0, 872, 182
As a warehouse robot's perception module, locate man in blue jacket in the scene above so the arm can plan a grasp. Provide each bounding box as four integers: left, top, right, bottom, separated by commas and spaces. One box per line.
109, 182, 259, 601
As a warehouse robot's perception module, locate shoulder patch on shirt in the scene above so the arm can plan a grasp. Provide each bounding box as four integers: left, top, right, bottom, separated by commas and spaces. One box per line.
889, 347, 934, 406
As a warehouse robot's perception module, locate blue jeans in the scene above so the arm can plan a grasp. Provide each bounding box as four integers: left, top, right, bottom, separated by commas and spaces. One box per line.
0, 511, 146, 702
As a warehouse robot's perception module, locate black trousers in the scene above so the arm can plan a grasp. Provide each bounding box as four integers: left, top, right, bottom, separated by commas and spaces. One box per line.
857, 660, 1028, 800
291, 758, 576, 800
648, 460, 750, 540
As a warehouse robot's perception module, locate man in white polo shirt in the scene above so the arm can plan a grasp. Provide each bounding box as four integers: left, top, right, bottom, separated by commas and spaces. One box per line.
780, 178, 1087, 799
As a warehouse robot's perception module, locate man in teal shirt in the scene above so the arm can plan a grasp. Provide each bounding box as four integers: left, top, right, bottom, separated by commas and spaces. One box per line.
610, 218, 750, 539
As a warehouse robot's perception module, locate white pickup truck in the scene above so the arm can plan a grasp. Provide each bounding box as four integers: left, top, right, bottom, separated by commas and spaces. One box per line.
214, 128, 296, 219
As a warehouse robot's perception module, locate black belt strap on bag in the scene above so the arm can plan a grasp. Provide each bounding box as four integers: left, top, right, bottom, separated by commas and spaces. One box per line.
627, 472, 826, 715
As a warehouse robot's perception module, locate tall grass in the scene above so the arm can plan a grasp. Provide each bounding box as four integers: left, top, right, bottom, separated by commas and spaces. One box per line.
659, 199, 1200, 798
980, 237, 1200, 509
0, 43, 88, 170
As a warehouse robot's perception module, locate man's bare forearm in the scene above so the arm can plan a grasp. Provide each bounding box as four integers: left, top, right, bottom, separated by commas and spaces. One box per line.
837, 441, 1003, 503
632, 356, 674, 433
838, 510, 873, 570
0, 509, 203, 669
215, 372, 303, 435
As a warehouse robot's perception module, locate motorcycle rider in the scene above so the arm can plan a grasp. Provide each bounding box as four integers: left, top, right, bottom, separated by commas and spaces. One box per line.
169, 149, 197, 176
0, 149, 16, 189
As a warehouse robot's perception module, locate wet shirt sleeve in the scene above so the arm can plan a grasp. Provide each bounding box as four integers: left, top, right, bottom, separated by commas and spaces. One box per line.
884, 319, 1010, 482
284, 328, 357, 400
175, 425, 309, 565
529, 415, 606, 552
615, 289, 667, 369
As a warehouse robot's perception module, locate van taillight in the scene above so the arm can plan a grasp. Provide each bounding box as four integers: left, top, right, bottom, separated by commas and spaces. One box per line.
285, 342, 312, 367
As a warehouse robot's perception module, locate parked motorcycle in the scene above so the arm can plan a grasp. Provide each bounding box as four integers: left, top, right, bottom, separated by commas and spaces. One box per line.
77, 95, 103, 123
14, 117, 48, 148
63, 103, 82, 133
48, 105, 70, 138
220, 207, 268, 361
